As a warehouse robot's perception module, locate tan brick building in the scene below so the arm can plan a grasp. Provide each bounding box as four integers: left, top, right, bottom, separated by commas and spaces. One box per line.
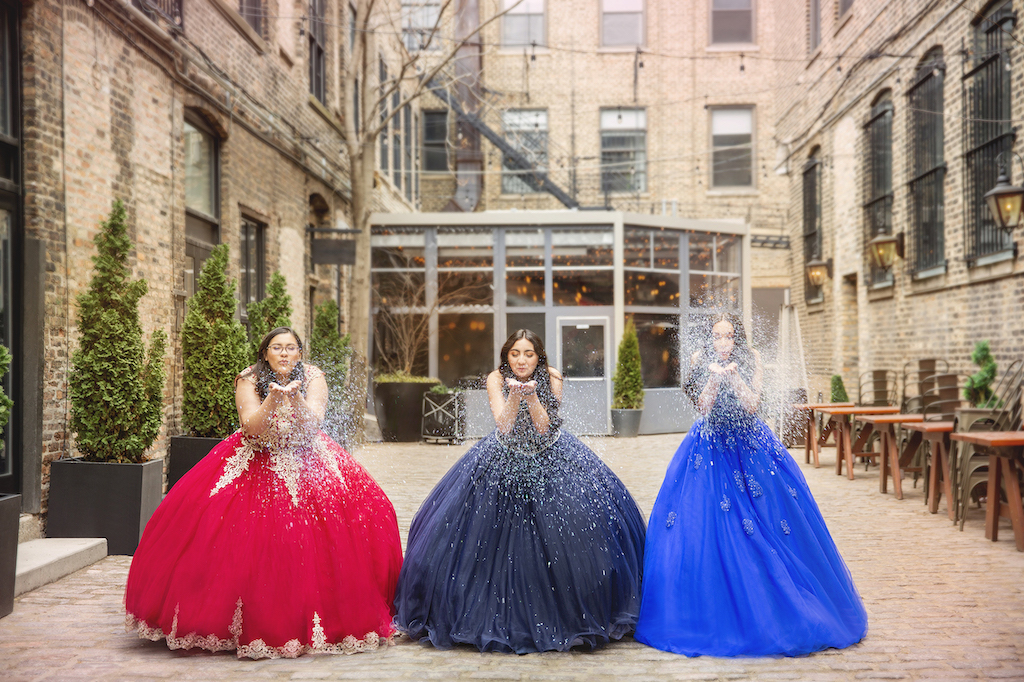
3, 0, 416, 529
773, 0, 1024, 400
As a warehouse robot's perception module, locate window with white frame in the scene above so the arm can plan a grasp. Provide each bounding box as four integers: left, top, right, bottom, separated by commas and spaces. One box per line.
601, 108, 646, 193
601, 0, 643, 47
402, 0, 441, 52
809, 0, 820, 52
711, 0, 753, 45
502, 110, 548, 194
711, 108, 753, 187
309, 0, 326, 102
503, 0, 545, 48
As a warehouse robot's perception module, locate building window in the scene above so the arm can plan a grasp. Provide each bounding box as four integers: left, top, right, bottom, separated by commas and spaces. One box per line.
711, 0, 753, 45
628, 313, 680, 388
601, 0, 643, 47
380, 60, 389, 175
963, 1, 1015, 262
503, 0, 545, 48
240, 217, 266, 327
240, 0, 262, 35
809, 0, 820, 52
802, 152, 822, 302
502, 110, 548, 194
601, 108, 646, 194
349, 2, 356, 51
864, 94, 893, 286
908, 48, 945, 274
711, 107, 753, 187
308, 0, 326, 103
506, 228, 545, 306
624, 227, 681, 308
688, 233, 741, 308
404, 105, 414, 202
422, 110, 448, 171
184, 115, 220, 298
838, 0, 853, 16
392, 90, 402, 188
402, 1, 441, 51
552, 228, 614, 306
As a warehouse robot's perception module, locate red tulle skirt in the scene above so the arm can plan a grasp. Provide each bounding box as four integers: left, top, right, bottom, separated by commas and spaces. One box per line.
125, 431, 403, 659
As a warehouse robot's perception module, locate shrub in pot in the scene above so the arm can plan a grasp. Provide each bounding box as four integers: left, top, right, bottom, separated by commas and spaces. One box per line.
830, 375, 850, 403
49, 200, 167, 555
0, 344, 19, 618
611, 319, 644, 437
374, 371, 440, 442
246, 271, 292, 363
171, 243, 249, 489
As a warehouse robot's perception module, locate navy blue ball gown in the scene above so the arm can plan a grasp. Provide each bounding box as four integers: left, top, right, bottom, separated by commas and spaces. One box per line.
634, 362, 867, 657
394, 379, 646, 654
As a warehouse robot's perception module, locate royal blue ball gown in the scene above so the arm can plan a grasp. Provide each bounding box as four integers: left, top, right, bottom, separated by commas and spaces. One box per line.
394, 383, 646, 654
634, 364, 867, 657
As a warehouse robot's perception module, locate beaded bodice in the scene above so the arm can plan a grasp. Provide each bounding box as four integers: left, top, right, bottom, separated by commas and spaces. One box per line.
495, 374, 562, 456
687, 358, 756, 430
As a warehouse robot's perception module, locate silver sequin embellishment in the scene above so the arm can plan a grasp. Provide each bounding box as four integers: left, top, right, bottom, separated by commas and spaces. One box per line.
733, 471, 745, 491
742, 519, 754, 536
788, 486, 798, 499
720, 495, 731, 512
693, 453, 703, 469
747, 475, 763, 498
781, 519, 791, 535
666, 512, 676, 528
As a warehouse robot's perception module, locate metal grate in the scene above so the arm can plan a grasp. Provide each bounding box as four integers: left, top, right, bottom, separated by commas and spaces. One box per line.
802, 156, 822, 301
132, 0, 183, 27
961, 6, 1016, 262
908, 54, 946, 273
864, 97, 893, 286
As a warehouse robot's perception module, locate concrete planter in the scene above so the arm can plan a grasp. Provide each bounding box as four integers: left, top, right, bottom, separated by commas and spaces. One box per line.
168, 436, 221, 490
374, 381, 439, 442
47, 458, 162, 555
611, 409, 643, 438
0, 493, 19, 618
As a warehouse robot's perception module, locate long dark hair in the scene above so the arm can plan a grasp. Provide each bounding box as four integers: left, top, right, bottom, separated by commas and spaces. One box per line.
253, 326, 306, 400
498, 329, 561, 423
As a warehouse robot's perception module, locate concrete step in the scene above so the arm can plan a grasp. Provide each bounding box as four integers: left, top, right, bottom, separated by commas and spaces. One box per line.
15, 538, 108, 597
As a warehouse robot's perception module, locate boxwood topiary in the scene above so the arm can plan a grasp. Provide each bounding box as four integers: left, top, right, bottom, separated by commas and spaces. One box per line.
246, 271, 292, 362
612, 318, 645, 410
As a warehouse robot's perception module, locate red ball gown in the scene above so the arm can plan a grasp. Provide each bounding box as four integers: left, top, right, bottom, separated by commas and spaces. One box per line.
125, 365, 402, 659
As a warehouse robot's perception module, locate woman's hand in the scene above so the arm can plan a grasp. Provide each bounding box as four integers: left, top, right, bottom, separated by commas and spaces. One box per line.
506, 377, 537, 396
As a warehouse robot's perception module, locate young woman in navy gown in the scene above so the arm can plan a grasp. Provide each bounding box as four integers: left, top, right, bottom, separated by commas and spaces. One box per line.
634, 313, 867, 656
394, 329, 646, 654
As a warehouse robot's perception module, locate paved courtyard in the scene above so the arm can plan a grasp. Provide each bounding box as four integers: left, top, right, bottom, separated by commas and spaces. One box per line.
1, 434, 1023, 681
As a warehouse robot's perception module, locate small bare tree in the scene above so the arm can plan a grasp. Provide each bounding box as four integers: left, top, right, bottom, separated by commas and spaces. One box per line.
343, 0, 521, 377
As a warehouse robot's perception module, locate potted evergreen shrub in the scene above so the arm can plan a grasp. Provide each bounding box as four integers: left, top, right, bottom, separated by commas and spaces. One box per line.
309, 300, 355, 449
0, 344, 19, 618
373, 371, 440, 442
48, 200, 167, 555
422, 383, 466, 444
246, 271, 292, 362
611, 318, 644, 437
170, 244, 249, 489
831, 375, 850, 403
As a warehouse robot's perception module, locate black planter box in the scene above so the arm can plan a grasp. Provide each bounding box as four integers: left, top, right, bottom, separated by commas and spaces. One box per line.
374, 382, 438, 442
168, 436, 221, 490
422, 392, 466, 444
47, 458, 163, 555
0, 493, 20, 618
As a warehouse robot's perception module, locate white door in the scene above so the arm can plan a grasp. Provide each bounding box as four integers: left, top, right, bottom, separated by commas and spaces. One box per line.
556, 316, 610, 435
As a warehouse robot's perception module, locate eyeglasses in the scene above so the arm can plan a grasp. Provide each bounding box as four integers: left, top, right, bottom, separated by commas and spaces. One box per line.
269, 344, 300, 354
712, 333, 734, 341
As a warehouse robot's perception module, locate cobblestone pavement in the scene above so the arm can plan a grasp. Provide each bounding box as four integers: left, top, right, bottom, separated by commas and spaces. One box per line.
2, 435, 1023, 681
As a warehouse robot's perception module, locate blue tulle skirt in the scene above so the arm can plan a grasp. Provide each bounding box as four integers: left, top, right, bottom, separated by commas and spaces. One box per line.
634, 415, 867, 657
394, 429, 646, 654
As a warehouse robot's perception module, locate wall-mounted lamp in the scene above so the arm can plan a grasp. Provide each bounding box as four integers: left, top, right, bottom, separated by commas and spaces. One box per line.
805, 257, 833, 287
984, 151, 1024, 235
866, 232, 905, 271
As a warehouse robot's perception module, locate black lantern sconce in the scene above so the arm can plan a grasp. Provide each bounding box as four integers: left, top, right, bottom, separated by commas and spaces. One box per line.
866, 231, 905, 272
805, 257, 833, 287
983, 151, 1024, 235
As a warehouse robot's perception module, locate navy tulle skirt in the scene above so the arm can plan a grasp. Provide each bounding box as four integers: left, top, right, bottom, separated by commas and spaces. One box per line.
394, 429, 646, 654
634, 415, 867, 657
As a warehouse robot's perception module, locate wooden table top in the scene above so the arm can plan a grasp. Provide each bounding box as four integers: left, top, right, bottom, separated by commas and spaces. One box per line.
819, 406, 902, 416
949, 432, 1024, 447
793, 402, 855, 410
857, 414, 926, 425
902, 421, 955, 433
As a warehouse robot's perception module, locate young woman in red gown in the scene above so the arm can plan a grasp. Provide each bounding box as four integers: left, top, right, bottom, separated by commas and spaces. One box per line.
125, 327, 402, 659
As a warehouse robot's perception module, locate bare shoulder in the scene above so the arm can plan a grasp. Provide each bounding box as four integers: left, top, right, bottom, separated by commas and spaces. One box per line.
547, 366, 563, 381
487, 369, 503, 386
690, 351, 702, 366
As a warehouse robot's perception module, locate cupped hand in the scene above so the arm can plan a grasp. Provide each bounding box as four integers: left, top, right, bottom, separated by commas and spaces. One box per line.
506, 377, 538, 395
709, 363, 725, 375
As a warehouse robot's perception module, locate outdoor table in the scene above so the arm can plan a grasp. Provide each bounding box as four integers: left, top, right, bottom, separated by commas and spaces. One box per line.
818, 406, 901, 480
949, 432, 1024, 552
902, 421, 955, 519
858, 414, 925, 500
792, 402, 855, 467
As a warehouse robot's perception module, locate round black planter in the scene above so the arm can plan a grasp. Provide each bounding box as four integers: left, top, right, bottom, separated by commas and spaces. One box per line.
0, 493, 20, 618
610, 408, 643, 438
374, 381, 438, 442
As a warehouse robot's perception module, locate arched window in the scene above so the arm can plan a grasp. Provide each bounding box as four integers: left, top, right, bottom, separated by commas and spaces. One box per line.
184, 111, 221, 299
908, 48, 945, 274
864, 92, 893, 286
802, 148, 823, 302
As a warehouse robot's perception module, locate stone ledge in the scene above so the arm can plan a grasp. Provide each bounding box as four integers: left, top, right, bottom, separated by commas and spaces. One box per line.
18, 514, 43, 544
15, 538, 108, 597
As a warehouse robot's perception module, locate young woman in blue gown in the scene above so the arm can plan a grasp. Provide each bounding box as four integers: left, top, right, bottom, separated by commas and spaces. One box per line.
634, 313, 867, 657
394, 329, 646, 654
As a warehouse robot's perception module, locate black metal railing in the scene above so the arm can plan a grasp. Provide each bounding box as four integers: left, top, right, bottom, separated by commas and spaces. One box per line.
131, 0, 183, 27
909, 166, 946, 272
864, 100, 893, 285
907, 59, 946, 273
802, 158, 822, 301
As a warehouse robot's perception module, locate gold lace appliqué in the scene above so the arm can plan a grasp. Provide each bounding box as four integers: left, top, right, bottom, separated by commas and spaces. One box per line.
210, 440, 256, 498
